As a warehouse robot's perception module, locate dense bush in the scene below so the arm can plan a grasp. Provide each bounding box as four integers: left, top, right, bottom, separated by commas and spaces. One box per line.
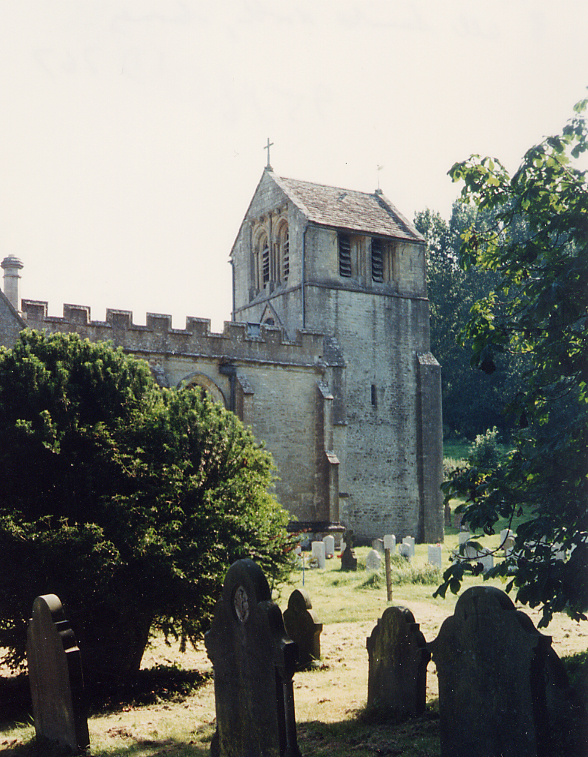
0, 331, 295, 683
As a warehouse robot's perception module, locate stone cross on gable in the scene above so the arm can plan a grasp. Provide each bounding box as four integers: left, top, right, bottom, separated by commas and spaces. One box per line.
265, 138, 274, 170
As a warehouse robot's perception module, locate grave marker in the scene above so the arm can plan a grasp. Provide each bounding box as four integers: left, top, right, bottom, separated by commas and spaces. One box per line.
365, 548, 382, 571
311, 540, 326, 569
398, 543, 411, 560
205, 559, 301, 757
371, 538, 384, 554
401, 536, 415, 557
430, 586, 555, 757
322, 534, 335, 558
366, 606, 430, 718
283, 588, 323, 669
341, 530, 358, 571
26, 594, 89, 754
427, 544, 442, 569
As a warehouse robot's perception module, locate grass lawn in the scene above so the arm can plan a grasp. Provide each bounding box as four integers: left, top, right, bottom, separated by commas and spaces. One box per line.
2, 541, 586, 757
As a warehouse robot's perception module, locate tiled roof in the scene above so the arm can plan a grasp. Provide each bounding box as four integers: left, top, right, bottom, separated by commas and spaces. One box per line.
272, 173, 424, 243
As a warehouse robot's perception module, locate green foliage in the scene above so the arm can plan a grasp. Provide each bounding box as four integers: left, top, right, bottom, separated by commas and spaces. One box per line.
415, 205, 527, 439
436, 97, 588, 626
0, 331, 295, 679
467, 427, 504, 469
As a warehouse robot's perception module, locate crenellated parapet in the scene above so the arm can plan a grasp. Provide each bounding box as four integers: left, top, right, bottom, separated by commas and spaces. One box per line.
21, 300, 344, 368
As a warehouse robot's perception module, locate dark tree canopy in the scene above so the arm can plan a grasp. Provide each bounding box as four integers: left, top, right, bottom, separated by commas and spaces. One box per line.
435, 98, 588, 626
415, 203, 527, 439
0, 331, 295, 681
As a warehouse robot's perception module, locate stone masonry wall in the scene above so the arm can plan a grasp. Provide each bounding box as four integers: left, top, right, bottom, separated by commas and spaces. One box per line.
21, 300, 342, 524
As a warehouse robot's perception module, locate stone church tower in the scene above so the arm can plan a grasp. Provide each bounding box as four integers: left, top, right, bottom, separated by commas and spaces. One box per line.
5, 168, 443, 543
231, 170, 443, 541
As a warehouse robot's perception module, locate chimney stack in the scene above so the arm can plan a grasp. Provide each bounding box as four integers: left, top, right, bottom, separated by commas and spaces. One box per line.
1, 256, 23, 311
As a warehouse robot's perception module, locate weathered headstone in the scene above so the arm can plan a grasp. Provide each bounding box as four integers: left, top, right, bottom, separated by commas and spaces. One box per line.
341, 530, 357, 571
383, 534, 396, 553
311, 540, 326, 569
322, 534, 335, 558
205, 559, 301, 757
430, 586, 556, 757
458, 529, 471, 546
365, 548, 382, 571
402, 536, 415, 557
366, 606, 430, 718
371, 538, 384, 554
398, 543, 411, 560
427, 544, 442, 568
478, 548, 494, 573
26, 594, 90, 754
283, 588, 323, 670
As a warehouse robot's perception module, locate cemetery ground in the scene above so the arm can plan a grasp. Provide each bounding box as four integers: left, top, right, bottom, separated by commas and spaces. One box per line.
1, 526, 587, 756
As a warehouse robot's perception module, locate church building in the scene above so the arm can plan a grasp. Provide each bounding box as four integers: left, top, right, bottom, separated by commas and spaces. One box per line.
0, 169, 444, 543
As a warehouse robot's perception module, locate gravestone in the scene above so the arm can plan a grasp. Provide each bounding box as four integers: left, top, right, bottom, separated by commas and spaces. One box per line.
366, 606, 430, 718
322, 534, 335, 558
458, 529, 471, 546
26, 594, 90, 754
383, 534, 396, 553
283, 588, 323, 669
365, 549, 382, 571
402, 536, 415, 557
311, 540, 326, 569
427, 544, 442, 569
371, 538, 384, 554
205, 559, 301, 757
398, 543, 411, 560
341, 530, 357, 571
429, 585, 556, 757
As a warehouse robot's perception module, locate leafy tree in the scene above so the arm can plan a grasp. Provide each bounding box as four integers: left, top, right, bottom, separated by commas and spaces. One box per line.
435, 98, 588, 626
0, 330, 294, 682
416, 204, 526, 439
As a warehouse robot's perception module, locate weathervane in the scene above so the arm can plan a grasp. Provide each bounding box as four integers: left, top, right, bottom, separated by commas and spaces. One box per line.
377, 164, 384, 191
265, 138, 274, 170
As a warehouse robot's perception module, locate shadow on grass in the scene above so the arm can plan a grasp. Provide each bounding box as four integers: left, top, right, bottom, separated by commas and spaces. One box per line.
298, 707, 440, 757
0, 665, 211, 724
1, 734, 213, 757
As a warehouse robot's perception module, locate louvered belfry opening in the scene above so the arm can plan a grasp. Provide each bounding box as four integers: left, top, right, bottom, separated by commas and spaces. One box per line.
338, 233, 352, 277
372, 238, 384, 282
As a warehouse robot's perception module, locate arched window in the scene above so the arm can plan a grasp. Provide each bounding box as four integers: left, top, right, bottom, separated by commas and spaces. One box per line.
261, 235, 270, 285
278, 222, 290, 281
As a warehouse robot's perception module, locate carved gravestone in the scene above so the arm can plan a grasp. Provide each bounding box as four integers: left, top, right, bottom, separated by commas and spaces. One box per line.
365, 548, 382, 571
283, 588, 323, 669
366, 606, 430, 718
341, 530, 357, 571
205, 559, 301, 757
429, 586, 556, 757
26, 594, 90, 753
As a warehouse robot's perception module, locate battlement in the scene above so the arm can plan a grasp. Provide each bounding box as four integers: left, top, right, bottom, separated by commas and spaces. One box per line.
21, 300, 339, 366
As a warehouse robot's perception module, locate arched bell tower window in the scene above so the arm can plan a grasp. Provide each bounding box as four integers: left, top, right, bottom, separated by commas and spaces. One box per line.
261, 235, 270, 284
277, 221, 290, 282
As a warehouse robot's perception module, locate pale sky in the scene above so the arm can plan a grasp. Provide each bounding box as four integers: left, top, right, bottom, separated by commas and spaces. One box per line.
0, 0, 586, 330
